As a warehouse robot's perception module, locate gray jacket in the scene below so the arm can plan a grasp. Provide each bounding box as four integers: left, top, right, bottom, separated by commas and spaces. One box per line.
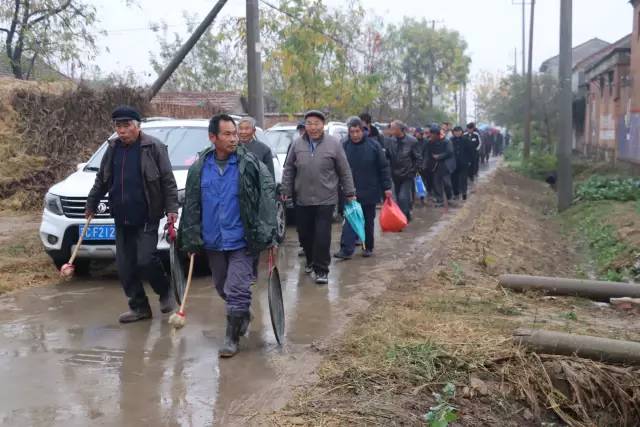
282, 133, 355, 206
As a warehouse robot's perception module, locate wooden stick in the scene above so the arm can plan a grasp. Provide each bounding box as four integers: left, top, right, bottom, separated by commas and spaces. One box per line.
68, 216, 92, 265
178, 254, 195, 314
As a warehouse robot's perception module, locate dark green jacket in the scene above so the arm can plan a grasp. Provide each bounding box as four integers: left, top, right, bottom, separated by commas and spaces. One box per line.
178, 144, 277, 254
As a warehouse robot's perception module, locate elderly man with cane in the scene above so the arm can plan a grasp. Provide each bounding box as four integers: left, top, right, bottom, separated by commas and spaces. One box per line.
86, 105, 179, 323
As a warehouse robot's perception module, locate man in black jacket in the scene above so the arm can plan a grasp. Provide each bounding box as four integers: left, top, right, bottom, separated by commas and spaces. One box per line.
429, 124, 455, 207
238, 116, 275, 283
86, 105, 179, 323
451, 126, 474, 200
465, 123, 482, 181
238, 116, 275, 179
334, 117, 392, 259
385, 120, 421, 221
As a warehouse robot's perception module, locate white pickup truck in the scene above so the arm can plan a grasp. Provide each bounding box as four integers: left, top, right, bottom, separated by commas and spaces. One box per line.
39, 118, 285, 273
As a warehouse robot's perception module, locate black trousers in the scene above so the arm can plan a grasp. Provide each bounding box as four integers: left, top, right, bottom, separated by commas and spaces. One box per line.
296, 205, 334, 274
115, 222, 170, 311
340, 203, 377, 254
433, 166, 453, 202
452, 166, 469, 197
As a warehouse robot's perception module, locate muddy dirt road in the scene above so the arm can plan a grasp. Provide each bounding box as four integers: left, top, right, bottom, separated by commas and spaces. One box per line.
0, 163, 495, 426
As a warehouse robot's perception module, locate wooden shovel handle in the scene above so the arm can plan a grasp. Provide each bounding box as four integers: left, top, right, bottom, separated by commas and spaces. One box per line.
179, 254, 195, 313
68, 216, 92, 265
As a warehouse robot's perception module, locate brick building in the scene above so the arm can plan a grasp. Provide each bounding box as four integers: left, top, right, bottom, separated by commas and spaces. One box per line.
625, 0, 640, 163
582, 35, 632, 161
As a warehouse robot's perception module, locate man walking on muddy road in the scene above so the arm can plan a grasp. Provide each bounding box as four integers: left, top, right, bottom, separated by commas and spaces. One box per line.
281, 110, 356, 285
179, 114, 277, 358
334, 117, 392, 260
85, 105, 179, 323
238, 116, 276, 283
385, 120, 422, 221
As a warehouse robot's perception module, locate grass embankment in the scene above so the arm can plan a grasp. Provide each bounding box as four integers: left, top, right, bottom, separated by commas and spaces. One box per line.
273, 168, 640, 427
561, 174, 640, 282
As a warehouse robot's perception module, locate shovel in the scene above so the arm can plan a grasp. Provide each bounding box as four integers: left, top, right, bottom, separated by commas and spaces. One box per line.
267, 247, 285, 345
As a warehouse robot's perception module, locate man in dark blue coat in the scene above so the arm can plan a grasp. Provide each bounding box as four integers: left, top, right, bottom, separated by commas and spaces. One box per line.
334, 117, 392, 259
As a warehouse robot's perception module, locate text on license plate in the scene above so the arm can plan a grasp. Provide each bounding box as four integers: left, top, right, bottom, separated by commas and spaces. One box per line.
81, 224, 115, 241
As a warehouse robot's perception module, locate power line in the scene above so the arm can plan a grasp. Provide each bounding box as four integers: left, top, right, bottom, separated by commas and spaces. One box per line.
258, 0, 368, 55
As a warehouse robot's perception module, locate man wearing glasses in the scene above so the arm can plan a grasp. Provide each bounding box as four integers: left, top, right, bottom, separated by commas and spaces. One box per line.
86, 105, 179, 323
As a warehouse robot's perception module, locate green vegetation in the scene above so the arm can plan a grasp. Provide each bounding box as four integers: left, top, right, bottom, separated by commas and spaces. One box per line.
562, 201, 632, 282
560, 311, 578, 321
575, 176, 640, 202
424, 383, 458, 427
504, 139, 557, 180
386, 342, 448, 382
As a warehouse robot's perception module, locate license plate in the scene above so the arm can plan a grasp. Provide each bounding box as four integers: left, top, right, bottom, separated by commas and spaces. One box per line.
81, 224, 116, 241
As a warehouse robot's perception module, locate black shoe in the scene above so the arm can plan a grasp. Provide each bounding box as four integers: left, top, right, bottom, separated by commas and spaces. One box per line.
362, 250, 373, 258
159, 293, 176, 314
304, 263, 313, 274
462, 194, 467, 201
118, 307, 152, 324
219, 313, 246, 358
315, 271, 328, 285
333, 251, 352, 260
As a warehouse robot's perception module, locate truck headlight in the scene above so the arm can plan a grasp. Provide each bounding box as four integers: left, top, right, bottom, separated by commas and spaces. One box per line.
44, 192, 64, 215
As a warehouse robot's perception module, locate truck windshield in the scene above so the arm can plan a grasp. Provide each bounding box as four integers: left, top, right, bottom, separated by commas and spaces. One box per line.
84, 127, 210, 171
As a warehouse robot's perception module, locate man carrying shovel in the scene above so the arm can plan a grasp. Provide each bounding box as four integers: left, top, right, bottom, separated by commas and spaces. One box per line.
179, 114, 277, 358
85, 105, 179, 323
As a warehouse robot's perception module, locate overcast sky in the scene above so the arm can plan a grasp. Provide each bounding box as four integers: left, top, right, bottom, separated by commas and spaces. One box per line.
91, 0, 633, 93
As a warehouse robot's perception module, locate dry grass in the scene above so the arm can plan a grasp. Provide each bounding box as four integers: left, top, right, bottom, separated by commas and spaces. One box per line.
271, 167, 640, 426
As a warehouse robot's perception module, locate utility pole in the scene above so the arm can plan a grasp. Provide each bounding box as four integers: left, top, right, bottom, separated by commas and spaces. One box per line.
514, 47, 518, 75
557, 0, 573, 211
246, 0, 265, 128
148, 0, 229, 99
523, 0, 535, 160
522, 0, 526, 76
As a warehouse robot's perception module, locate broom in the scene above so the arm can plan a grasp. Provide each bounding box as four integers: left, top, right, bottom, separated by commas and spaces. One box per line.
60, 215, 92, 280
168, 253, 195, 329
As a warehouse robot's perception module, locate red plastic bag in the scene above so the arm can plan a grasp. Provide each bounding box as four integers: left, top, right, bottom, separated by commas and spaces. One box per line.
379, 197, 408, 232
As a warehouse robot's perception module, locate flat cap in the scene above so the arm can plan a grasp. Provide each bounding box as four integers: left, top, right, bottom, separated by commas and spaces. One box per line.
304, 109, 326, 122
112, 105, 141, 122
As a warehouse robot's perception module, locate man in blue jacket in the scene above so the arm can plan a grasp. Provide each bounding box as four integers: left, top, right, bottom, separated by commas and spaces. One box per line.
334, 117, 392, 259
180, 114, 277, 358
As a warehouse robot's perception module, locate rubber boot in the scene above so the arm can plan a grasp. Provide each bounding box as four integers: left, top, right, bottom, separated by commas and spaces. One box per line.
219, 313, 246, 358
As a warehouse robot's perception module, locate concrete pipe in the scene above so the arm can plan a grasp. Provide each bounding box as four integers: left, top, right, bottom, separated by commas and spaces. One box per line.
499, 274, 640, 302
514, 328, 640, 365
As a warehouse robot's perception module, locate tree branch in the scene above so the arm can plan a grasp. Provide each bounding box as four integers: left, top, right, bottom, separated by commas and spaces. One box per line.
27, 0, 73, 26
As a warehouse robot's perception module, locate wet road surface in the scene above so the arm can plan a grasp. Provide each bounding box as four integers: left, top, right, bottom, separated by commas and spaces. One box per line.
0, 163, 496, 426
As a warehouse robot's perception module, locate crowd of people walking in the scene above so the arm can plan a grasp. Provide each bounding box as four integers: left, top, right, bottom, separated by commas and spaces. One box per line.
87, 105, 505, 358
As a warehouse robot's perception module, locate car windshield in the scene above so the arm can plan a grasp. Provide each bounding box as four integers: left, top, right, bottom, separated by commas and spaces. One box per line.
84, 126, 210, 171
264, 129, 296, 155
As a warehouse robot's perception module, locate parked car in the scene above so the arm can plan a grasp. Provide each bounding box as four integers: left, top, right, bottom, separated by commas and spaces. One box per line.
39, 119, 286, 272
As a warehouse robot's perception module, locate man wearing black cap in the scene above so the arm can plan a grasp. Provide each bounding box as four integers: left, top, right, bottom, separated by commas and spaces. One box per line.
282, 110, 356, 284
451, 126, 473, 200
86, 105, 179, 323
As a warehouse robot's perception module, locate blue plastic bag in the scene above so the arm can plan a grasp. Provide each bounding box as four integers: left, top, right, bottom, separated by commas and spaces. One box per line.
415, 175, 426, 198
343, 200, 366, 245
